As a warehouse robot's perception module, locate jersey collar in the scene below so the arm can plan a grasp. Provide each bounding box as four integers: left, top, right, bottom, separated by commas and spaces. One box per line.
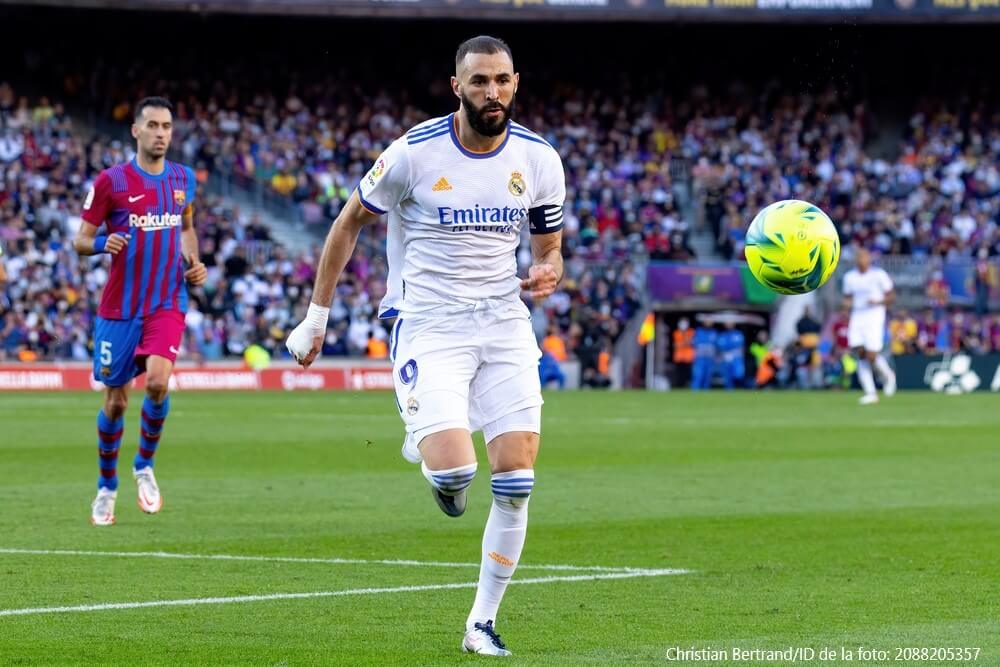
131, 158, 170, 180
449, 112, 510, 159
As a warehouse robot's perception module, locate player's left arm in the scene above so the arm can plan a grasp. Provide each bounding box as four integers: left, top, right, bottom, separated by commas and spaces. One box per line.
871, 271, 896, 307
522, 148, 566, 300
874, 288, 896, 308
181, 204, 207, 286
521, 230, 563, 299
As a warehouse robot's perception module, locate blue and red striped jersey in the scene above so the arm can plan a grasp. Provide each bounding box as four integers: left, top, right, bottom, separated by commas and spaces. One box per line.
82, 159, 197, 320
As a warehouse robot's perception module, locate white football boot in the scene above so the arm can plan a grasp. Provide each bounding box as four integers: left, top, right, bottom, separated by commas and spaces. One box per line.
462, 621, 512, 657
133, 467, 163, 514
859, 394, 879, 405
90, 488, 117, 526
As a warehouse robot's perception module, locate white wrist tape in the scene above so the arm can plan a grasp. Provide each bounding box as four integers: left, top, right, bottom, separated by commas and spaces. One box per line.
305, 302, 330, 333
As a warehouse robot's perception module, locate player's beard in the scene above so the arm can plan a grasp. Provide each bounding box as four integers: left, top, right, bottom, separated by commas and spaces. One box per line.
142, 137, 169, 161
139, 148, 168, 165
460, 92, 514, 138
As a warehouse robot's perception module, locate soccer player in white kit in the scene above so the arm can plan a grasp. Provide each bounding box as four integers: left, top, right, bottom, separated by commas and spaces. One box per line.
842, 247, 897, 404
286, 36, 565, 657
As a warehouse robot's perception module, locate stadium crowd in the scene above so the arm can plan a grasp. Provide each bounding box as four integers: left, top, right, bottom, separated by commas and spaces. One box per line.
0, 82, 641, 372
692, 86, 1000, 263
2, 72, 998, 375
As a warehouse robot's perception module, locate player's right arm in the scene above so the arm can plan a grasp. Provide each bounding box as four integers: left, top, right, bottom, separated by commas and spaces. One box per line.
841, 272, 853, 311
285, 193, 381, 367
310, 193, 382, 319
73, 172, 129, 256
286, 140, 410, 368
73, 221, 129, 256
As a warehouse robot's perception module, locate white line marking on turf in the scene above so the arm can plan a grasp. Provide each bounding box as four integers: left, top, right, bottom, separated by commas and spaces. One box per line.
0, 569, 689, 618
0, 548, 665, 573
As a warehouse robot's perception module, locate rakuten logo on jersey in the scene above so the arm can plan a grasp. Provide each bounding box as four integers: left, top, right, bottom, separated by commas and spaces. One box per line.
129, 213, 182, 231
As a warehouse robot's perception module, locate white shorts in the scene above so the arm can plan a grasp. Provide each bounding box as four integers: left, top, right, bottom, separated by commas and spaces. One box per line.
390, 299, 543, 445
848, 310, 886, 353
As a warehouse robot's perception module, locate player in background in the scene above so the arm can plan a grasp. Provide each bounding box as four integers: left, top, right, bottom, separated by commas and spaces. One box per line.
74, 97, 207, 525
717, 321, 745, 390
691, 322, 717, 390
286, 36, 564, 657
842, 247, 896, 404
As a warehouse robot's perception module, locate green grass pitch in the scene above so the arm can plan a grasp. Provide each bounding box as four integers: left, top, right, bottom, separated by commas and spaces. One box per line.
0, 391, 998, 665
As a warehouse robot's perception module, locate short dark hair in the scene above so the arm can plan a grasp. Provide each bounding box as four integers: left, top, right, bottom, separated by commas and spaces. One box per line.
455, 36, 513, 72
134, 96, 173, 121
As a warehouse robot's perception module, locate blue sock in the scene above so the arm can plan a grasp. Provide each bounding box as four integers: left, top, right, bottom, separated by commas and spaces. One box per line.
134, 396, 169, 471
97, 411, 124, 491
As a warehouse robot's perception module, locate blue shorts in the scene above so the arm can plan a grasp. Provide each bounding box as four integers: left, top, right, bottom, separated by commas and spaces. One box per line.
93, 311, 186, 387
93, 317, 145, 387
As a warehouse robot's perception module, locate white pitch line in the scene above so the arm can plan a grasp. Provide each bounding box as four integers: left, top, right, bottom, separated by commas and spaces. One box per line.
0, 548, 660, 573
0, 569, 689, 618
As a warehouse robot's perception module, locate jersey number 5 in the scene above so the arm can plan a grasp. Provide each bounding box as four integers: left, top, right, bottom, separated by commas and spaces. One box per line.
100, 341, 113, 366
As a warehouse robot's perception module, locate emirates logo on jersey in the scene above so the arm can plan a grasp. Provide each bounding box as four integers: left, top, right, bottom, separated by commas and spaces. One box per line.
129, 213, 182, 231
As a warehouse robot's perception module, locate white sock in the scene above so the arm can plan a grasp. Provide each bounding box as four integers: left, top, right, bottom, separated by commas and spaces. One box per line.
873, 355, 894, 380
466, 469, 535, 631
857, 360, 877, 396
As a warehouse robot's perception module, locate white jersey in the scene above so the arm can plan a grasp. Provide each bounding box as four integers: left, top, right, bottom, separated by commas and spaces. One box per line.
357, 113, 566, 318
843, 267, 894, 318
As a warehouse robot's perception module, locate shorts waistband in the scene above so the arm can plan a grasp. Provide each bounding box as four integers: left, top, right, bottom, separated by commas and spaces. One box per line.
400, 298, 524, 319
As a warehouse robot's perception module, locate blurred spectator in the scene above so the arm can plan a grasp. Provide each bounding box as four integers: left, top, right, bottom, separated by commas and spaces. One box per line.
541, 324, 568, 362
926, 270, 950, 317
796, 307, 821, 346
888, 311, 918, 355
716, 322, 745, 390
671, 317, 694, 388
538, 351, 566, 390
973, 247, 996, 316
691, 323, 716, 390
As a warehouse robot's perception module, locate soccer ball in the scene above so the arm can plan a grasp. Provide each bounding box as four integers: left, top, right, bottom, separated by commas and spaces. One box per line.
744, 199, 841, 295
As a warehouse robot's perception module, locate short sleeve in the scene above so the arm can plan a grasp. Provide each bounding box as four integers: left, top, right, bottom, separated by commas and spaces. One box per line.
879, 269, 894, 292
184, 166, 198, 206
527, 147, 566, 235
81, 171, 113, 227
841, 273, 853, 296
357, 139, 410, 215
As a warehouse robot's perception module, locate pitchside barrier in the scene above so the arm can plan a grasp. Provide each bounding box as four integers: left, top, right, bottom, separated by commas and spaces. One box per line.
894, 353, 1000, 394
0, 360, 584, 391
2, 357, 993, 392
0, 361, 395, 392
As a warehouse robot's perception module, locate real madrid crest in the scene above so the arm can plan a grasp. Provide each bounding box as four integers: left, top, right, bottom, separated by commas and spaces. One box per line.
173, 189, 186, 206
508, 171, 526, 197
406, 396, 420, 416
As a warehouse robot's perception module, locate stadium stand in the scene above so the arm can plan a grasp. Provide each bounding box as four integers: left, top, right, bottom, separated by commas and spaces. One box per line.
1, 26, 998, 374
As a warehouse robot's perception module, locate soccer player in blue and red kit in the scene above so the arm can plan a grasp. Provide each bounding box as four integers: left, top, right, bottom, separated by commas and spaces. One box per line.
73, 97, 207, 526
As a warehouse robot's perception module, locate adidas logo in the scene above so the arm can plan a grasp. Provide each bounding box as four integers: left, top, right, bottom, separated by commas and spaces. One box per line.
432, 177, 453, 192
